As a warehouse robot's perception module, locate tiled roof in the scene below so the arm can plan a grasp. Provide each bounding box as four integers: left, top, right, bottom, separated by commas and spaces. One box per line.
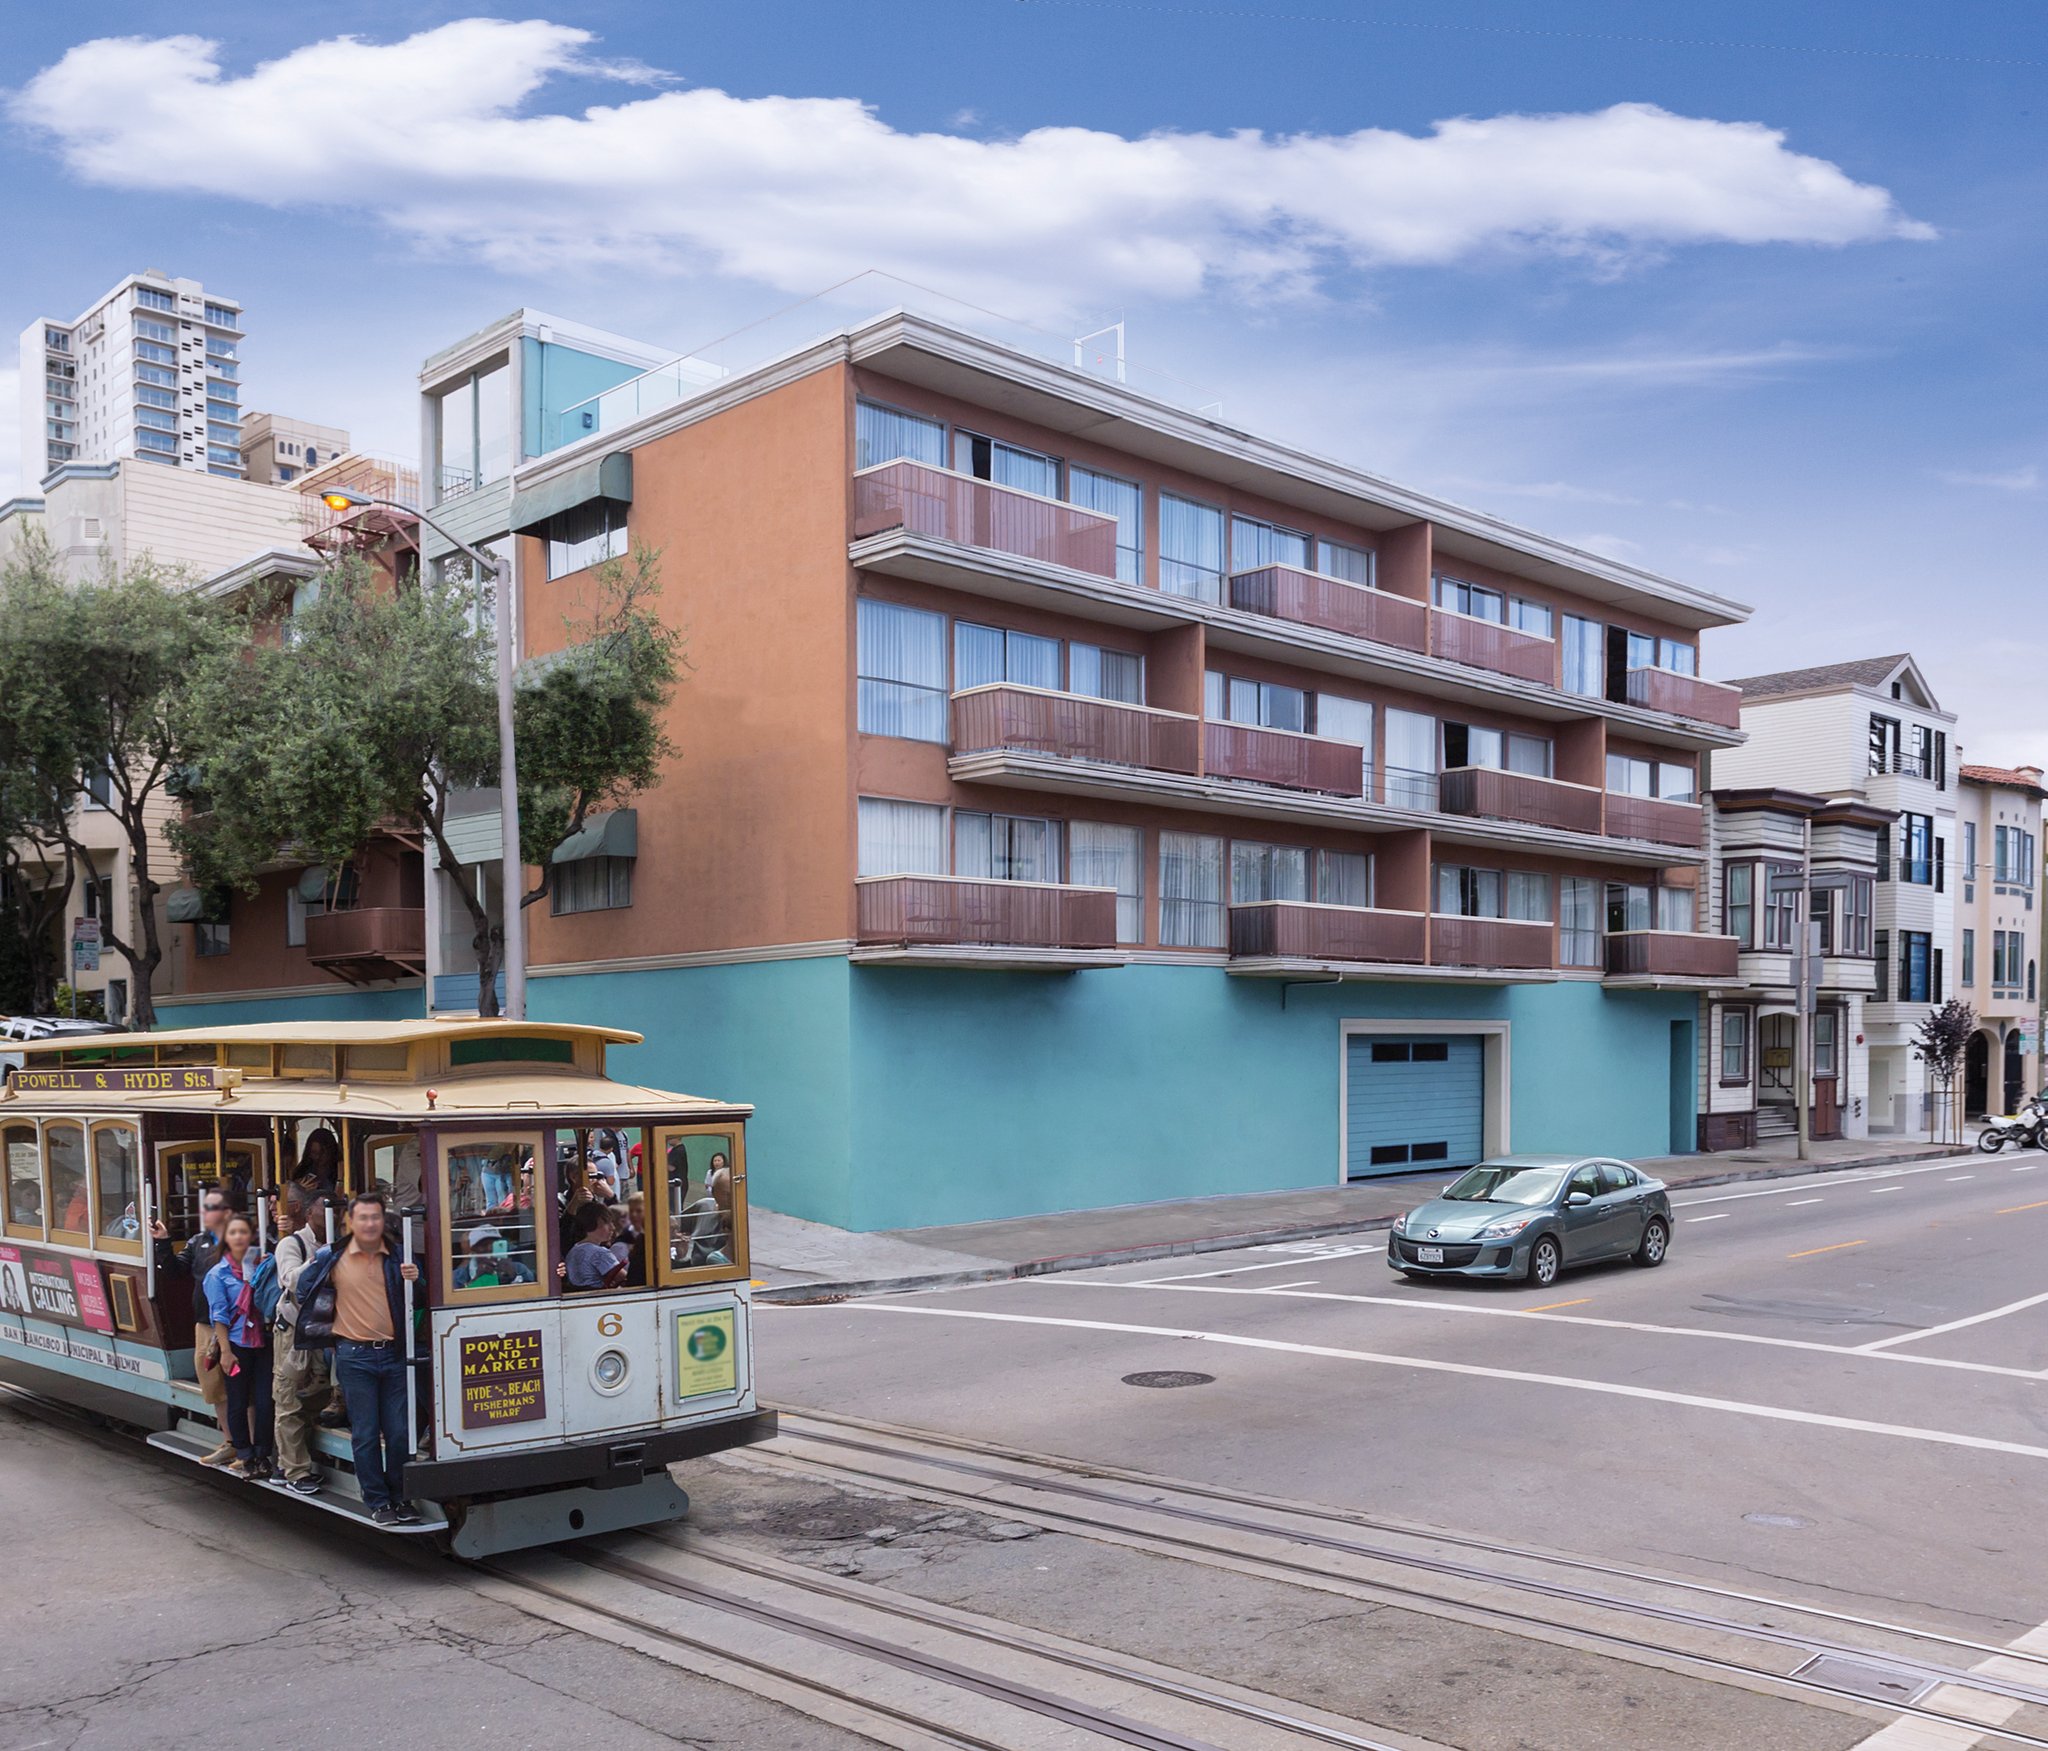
1960, 762, 2048, 794
1725, 655, 1912, 699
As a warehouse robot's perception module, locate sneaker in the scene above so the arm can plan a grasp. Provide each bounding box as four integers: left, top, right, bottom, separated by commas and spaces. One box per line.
392, 1500, 422, 1525
370, 1504, 401, 1527
285, 1474, 322, 1496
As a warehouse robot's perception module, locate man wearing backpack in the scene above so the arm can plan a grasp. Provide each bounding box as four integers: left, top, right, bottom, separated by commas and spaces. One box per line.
269, 1191, 331, 1496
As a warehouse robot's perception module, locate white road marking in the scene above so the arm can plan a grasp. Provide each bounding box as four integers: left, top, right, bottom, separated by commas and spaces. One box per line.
2012, 1163, 2041, 1172
1129, 1254, 1353, 1285
1670, 1156, 1978, 1210
1948, 1176, 1974, 1183
1789, 1198, 1824, 1206
1057, 1280, 2048, 1383
1254, 1280, 1321, 1292
1855, 1289, 2048, 1354
854, 1303, 2048, 1461
1852, 1618, 2048, 1747
1686, 1213, 1731, 1223
1870, 1185, 1902, 1193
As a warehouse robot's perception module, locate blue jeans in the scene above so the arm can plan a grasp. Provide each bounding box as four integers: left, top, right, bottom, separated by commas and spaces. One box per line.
481, 1166, 513, 1210
334, 1340, 409, 1510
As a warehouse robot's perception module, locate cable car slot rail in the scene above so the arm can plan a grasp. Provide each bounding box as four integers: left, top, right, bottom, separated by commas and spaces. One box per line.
751, 1406, 2048, 1748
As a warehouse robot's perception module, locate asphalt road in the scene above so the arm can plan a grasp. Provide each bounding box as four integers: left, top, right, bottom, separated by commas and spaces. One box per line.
760, 1150, 2048, 1649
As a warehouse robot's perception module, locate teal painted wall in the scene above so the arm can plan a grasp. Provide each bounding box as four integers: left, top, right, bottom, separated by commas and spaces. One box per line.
154, 985, 425, 1027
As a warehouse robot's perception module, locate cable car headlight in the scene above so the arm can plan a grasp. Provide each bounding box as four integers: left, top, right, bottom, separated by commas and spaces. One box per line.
592, 1348, 631, 1394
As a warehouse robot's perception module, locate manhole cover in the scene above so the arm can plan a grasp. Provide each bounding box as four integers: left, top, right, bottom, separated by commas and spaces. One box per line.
1794, 1654, 1935, 1704
1743, 1511, 1812, 1529
1122, 1370, 1215, 1389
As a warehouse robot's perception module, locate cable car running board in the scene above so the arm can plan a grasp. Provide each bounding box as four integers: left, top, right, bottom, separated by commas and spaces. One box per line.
145, 1426, 448, 1535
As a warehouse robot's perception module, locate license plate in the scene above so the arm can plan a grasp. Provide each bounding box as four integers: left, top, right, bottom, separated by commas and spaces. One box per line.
1417, 1246, 1444, 1264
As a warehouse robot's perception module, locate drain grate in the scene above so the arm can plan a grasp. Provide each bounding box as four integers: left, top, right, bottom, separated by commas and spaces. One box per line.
1122, 1370, 1215, 1389
1793, 1654, 1936, 1705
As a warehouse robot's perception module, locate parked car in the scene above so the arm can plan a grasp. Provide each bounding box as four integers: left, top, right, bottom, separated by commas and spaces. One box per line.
0, 1014, 122, 1074
1387, 1154, 1672, 1288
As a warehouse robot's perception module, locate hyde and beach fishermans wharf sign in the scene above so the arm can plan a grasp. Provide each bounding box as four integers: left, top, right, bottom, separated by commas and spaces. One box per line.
459, 1328, 548, 1430
9, 1067, 217, 1095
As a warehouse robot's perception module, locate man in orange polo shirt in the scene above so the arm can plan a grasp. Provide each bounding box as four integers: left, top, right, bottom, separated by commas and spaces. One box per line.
330, 1191, 421, 1526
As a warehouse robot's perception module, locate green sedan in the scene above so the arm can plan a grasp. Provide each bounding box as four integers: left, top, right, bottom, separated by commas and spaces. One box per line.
1386, 1154, 1673, 1288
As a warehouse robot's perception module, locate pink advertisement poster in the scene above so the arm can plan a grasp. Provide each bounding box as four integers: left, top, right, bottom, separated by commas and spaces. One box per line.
67, 1260, 115, 1334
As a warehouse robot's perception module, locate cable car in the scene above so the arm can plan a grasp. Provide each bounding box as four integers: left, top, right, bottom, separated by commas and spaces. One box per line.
0, 1019, 775, 1555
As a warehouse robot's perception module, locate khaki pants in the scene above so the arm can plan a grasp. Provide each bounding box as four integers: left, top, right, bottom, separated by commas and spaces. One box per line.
194, 1333, 228, 1408
273, 1341, 331, 1481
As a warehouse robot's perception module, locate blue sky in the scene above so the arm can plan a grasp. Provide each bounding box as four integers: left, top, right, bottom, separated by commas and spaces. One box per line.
3, 2, 2042, 758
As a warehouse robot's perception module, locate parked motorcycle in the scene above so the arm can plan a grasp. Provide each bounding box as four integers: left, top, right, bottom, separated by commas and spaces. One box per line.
1977, 1093, 2048, 1152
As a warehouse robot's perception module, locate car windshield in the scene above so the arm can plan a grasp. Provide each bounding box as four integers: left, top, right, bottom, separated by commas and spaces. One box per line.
1441, 1165, 1567, 1206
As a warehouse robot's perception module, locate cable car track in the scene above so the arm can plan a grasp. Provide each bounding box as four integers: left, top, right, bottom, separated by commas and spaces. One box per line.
752, 1405, 2048, 1748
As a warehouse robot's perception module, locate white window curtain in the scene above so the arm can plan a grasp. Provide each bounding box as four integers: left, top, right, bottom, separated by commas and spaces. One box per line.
1656, 761, 1697, 804
858, 798, 947, 876
1512, 599, 1554, 639
955, 622, 1061, 693
1562, 615, 1604, 697
1505, 733, 1553, 777
1229, 515, 1310, 573
1159, 831, 1225, 947
1160, 494, 1224, 602
956, 431, 1060, 497
1659, 638, 1698, 676
856, 400, 946, 469
1657, 886, 1696, 932
1605, 753, 1654, 796
1068, 467, 1144, 583
1437, 864, 1504, 918
1315, 850, 1373, 908
1071, 644, 1144, 704
1609, 881, 1653, 933
1560, 875, 1601, 966
1230, 842, 1308, 904
857, 599, 948, 741
1506, 871, 1551, 921
1385, 708, 1437, 809
956, 812, 1060, 883
1318, 539, 1372, 585
1070, 822, 1143, 940
1314, 694, 1373, 792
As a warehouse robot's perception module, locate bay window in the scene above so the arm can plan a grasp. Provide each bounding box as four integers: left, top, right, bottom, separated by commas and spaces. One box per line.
1159, 831, 1226, 947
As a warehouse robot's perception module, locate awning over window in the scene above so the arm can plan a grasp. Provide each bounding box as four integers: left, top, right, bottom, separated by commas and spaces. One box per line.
165, 886, 205, 923
509, 452, 632, 535
551, 809, 637, 865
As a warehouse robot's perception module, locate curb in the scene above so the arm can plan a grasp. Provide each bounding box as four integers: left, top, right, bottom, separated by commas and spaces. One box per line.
754, 1144, 1966, 1305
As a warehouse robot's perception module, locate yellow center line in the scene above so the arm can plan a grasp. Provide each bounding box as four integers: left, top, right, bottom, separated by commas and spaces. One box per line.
1525, 1297, 1593, 1313
1789, 1240, 1867, 1259
1997, 1200, 2048, 1215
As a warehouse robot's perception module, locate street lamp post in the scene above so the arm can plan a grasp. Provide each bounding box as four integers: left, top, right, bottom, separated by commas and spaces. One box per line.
320, 489, 526, 1020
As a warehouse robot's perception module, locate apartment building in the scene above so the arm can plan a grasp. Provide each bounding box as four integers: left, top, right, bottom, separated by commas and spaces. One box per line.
17, 271, 244, 485
1714, 655, 1955, 1135
160, 308, 1758, 1229
239, 411, 351, 484
1955, 763, 2045, 1115
1693, 789, 1886, 1149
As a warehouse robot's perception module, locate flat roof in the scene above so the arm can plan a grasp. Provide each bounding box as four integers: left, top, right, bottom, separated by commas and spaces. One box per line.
20, 1019, 644, 1053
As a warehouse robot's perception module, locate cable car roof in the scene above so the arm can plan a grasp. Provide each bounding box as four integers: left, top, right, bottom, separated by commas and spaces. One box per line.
14, 1018, 646, 1052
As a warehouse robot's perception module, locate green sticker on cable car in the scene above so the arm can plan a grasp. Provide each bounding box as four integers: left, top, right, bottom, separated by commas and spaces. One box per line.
673, 1309, 736, 1399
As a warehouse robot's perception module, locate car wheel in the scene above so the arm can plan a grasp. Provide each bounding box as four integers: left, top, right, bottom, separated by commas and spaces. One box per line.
1527, 1235, 1562, 1288
1978, 1130, 2006, 1154
1633, 1217, 1669, 1267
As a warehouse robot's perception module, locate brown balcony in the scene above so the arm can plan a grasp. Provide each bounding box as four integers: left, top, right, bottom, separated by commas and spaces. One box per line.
853, 460, 1120, 578
856, 875, 1117, 950
1625, 667, 1742, 730
1203, 722, 1367, 796
1438, 766, 1602, 835
1229, 902, 1427, 964
304, 906, 426, 984
1428, 609, 1556, 684
1604, 792, 1705, 849
1228, 566, 1428, 654
1605, 931, 1740, 980
952, 685, 1199, 774
1429, 915, 1554, 971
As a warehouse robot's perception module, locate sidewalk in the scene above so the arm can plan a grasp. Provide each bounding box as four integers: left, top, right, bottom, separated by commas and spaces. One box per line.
751, 1132, 1970, 1303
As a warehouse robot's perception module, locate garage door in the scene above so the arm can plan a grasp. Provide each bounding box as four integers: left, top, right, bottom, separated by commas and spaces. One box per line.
1345, 1035, 1484, 1180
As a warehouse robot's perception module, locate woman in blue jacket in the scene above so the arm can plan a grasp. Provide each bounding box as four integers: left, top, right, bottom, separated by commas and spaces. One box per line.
205, 1213, 275, 1479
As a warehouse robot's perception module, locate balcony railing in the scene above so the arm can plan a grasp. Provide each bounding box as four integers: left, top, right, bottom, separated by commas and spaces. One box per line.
304, 906, 426, 979
1603, 792, 1705, 849
1229, 902, 1427, 964
1203, 722, 1367, 796
1438, 766, 1602, 835
1605, 931, 1740, 979
1625, 667, 1742, 731
854, 460, 1120, 579
1429, 915, 1553, 971
952, 685, 1199, 773
1428, 608, 1556, 685
856, 875, 1118, 949
1228, 565, 1428, 654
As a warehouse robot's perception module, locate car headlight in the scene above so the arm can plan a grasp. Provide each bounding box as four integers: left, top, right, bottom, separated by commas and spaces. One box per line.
1391, 1212, 1408, 1235
1477, 1215, 1533, 1240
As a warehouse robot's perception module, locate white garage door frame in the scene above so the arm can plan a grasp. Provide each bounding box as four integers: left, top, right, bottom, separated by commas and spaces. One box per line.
1336, 1018, 1511, 1186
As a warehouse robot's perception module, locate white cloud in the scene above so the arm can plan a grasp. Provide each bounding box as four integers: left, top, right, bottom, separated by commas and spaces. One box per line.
9, 20, 1932, 313
1937, 463, 2039, 493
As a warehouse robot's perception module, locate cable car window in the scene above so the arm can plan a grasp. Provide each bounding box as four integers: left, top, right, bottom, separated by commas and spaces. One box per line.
279, 1044, 337, 1080
443, 1134, 547, 1302
653, 1125, 749, 1288
5, 1122, 43, 1237
157, 1140, 264, 1238
342, 1043, 411, 1079
155, 1044, 215, 1066
46, 1121, 89, 1243
365, 1133, 424, 1208
92, 1123, 143, 1253
223, 1042, 273, 1076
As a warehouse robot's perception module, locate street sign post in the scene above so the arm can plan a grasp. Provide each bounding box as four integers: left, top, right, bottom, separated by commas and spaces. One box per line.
70, 918, 100, 975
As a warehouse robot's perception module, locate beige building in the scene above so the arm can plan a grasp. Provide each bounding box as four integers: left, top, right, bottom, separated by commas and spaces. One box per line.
239, 411, 351, 485
1955, 763, 2045, 1116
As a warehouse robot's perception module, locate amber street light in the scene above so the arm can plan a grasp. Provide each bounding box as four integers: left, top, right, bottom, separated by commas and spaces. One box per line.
317, 488, 526, 1021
